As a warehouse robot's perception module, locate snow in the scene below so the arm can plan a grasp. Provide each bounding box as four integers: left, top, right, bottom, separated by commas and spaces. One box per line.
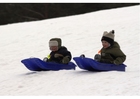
0, 5, 140, 96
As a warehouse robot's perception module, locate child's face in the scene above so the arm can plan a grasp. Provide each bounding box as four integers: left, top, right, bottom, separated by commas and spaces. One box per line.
50, 46, 58, 51
102, 40, 110, 49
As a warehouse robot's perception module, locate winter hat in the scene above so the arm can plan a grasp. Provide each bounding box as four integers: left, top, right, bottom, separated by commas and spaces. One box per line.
49, 38, 62, 48
101, 30, 115, 45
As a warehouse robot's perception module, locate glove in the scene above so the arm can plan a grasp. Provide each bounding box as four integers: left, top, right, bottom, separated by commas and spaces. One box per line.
62, 56, 70, 64
43, 57, 48, 62
113, 60, 119, 65
54, 53, 64, 58
94, 54, 101, 61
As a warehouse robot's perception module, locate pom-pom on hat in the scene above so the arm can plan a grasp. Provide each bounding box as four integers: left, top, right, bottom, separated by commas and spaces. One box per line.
101, 30, 115, 45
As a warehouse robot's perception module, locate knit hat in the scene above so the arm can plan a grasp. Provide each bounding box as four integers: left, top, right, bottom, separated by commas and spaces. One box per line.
49, 38, 62, 48
101, 30, 115, 45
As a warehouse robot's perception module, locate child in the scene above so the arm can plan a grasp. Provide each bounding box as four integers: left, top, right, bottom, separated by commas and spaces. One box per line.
43, 38, 72, 64
94, 30, 126, 65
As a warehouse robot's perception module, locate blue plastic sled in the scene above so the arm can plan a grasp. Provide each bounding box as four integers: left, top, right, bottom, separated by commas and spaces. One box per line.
21, 58, 76, 71
73, 57, 126, 71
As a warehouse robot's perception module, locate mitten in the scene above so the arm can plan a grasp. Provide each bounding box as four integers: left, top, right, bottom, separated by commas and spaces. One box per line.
113, 60, 120, 65
62, 56, 70, 64
43, 57, 48, 62
94, 54, 101, 61
54, 53, 64, 58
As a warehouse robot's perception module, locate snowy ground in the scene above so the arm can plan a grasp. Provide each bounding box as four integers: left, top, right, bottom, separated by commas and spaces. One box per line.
0, 5, 140, 96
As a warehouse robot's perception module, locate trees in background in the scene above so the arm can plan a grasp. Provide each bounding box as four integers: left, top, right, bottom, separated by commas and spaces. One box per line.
0, 3, 139, 25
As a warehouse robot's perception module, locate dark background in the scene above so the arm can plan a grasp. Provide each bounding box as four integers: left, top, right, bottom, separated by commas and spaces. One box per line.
0, 3, 139, 25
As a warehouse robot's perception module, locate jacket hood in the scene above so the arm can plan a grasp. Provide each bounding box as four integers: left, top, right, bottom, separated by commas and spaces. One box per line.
112, 41, 120, 48
49, 38, 62, 48
58, 46, 67, 51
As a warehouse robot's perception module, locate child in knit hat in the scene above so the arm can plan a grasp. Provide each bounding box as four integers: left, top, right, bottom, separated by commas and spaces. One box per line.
43, 38, 72, 64
94, 30, 126, 65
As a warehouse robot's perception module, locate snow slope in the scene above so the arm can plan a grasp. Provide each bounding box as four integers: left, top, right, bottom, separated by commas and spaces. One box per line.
0, 5, 140, 96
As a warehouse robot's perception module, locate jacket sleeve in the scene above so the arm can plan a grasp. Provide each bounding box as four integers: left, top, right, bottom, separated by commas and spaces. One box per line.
62, 50, 72, 61
100, 54, 114, 64
112, 48, 126, 65
58, 48, 72, 61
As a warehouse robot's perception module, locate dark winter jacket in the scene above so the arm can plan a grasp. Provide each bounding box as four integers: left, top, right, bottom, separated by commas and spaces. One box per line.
47, 46, 72, 63
100, 41, 126, 65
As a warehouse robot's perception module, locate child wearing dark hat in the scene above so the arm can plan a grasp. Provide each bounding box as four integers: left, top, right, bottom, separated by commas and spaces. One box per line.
94, 30, 126, 65
43, 38, 72, 64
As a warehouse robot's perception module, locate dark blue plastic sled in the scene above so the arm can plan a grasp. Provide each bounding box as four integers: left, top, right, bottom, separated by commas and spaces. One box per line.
21, 58, 76, 71
73, 57, 126, 71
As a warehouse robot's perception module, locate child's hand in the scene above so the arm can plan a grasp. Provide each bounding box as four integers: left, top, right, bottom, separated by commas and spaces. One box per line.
62, 56, 70, 64
43, 57, 48, 62
94, 54, 101, 61
54, 53, 64, 58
